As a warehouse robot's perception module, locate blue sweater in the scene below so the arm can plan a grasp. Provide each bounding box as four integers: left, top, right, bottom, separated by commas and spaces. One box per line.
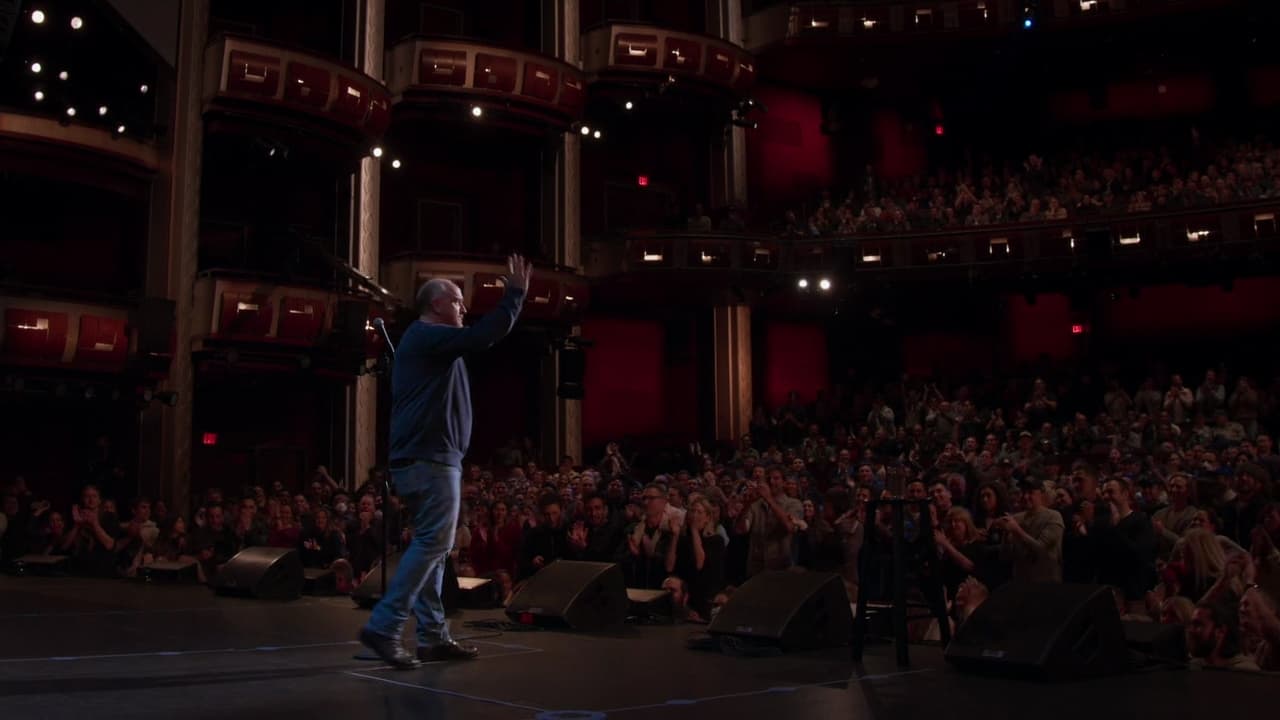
389, 286, 525, 468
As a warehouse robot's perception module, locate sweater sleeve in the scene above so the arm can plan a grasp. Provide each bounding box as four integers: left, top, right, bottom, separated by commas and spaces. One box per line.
418, 287, 525, 357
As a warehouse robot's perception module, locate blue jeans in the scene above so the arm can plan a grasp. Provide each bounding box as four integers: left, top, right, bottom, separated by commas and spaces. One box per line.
365, 460, 459, 647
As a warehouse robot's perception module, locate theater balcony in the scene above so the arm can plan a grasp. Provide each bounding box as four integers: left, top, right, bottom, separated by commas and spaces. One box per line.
202, 34, 392, 156
584, 199, 1280, 304
745, 0, 1241, 53
381, 254, 589, 327
0, 290, 172, 379
190, 269, 393, 378
384, 36, 585, 133
581, 22, 756, 105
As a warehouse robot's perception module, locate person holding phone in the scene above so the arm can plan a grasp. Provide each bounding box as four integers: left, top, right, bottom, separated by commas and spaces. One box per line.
359, 254, 530, 669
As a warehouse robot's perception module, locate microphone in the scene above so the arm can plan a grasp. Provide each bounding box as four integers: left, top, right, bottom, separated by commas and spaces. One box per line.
372, 316, 395, 354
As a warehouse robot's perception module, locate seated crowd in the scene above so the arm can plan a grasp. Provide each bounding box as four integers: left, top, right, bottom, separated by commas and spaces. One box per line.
778, 129, 1280, 237
3, 365, 1279, 674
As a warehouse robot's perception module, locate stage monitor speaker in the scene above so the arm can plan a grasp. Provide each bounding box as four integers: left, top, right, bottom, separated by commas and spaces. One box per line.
945, 582, 1130, 681
708, 570, 851, 651
212, 547, 303, 600
352, 552, 468, 612
505, 561, 627, 630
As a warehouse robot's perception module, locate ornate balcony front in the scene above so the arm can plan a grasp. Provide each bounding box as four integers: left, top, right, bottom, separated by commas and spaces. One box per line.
381, 254, 589, 326
582, 23, 756, 100
747, 1, 1240, 52
0, 292, 165, 375
203, 34, 393, 147
192, 271, 386, 376
385, 37, 585, 132
585, 200, 1280, 295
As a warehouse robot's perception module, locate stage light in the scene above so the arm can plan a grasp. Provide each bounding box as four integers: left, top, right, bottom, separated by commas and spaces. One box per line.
71, 16, 84, 30
580, 125, 591, 136
30, 61, 42, 74
65, 106, 76, 117
116, 124, 126, 134
33, 90, 44, 101
636, 175, 649, 187
98, 105, 109, 116
31, 10, 45, 24
1023, 17, 1033, 28
391, 159, 402, 169
819, 278, 832, 291
1071, 324, 1084, 335
934, 124, 945, 136
624, 100, 633, 110
797, 278, 809, 289
58, 70, 68, 80
592, 130, 602, 139
139, 84, 149, 94
471, 105, 483, 117
202, 432, 218, 446
371, 146, 383, 157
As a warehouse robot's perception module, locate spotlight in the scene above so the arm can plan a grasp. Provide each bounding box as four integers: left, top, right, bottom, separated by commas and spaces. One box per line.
1023, 17, 1033, 28
471, 105, 483, 117
58, 70, 68, 80
31, 10, 45, 24
624, 100, 634, 110
819, 278, 832, 291
33, 90, 44, 101
592, 130, 602, 139
580, 125, 591, 136
797, 278, 809, 289
98, 105, 109, 116
30, 61, 42, 74
116, 124, 126, 134
371, 146, 383, 157
71, 16, 84, 30
65, 106, 76, 117
139, 84, 149, 94
391, 159, 402, 169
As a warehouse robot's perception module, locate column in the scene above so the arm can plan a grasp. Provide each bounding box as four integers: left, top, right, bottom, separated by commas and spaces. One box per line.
712, 304, 752, 441
351, 0, 385, 490
137, 0, 209, 516
708, 0, 748, 210
539, 0, 582, 467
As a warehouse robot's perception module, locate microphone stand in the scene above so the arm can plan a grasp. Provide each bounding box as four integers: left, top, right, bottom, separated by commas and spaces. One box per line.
374, 319, 395, 600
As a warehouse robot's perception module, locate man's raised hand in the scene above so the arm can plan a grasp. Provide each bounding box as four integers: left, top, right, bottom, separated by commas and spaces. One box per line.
507, 253, 533, 291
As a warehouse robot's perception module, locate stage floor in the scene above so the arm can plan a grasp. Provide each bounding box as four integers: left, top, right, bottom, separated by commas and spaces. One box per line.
0, 576, 1273, 720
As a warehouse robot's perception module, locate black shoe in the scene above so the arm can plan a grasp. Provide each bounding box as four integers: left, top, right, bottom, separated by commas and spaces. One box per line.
359, 628, 420, 670
416, 640, 480, 662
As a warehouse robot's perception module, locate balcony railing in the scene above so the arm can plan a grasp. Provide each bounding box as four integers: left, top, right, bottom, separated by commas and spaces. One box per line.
0, 290, 151, 374
585, 200, 1280, 279
746, 0, 1239, 51
191, 270, 385, 373
385, 36, 585, 130
582, 23, 755, 97
203, 34, 392, 142
381, 253, 588, 324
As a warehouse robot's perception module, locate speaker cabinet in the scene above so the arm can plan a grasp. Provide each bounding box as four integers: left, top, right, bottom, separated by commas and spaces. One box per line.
945, 582, 1131, 680
212, 547, 303, 600
708, 570, 851, 651
352, 552, 472, 613
505, 561, 628, 630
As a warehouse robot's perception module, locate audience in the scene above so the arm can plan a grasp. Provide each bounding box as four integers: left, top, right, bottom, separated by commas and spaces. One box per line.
777, 131, 1280, 238
6, 358, 1280, 676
